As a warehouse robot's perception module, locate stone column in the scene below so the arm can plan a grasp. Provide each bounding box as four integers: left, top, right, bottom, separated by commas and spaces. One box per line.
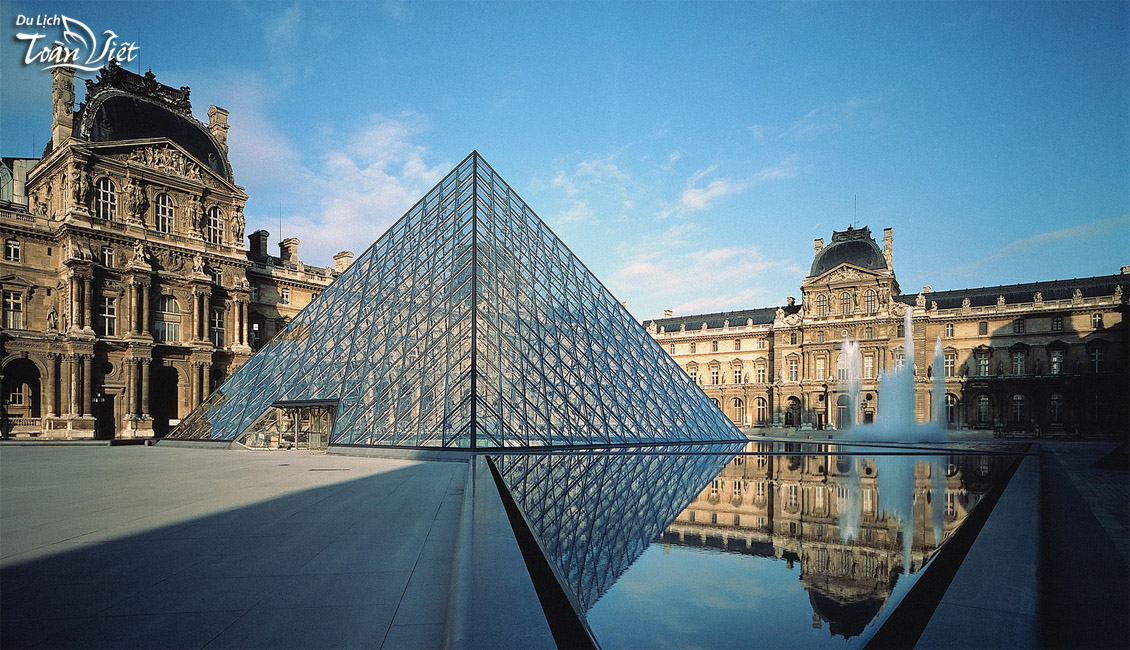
69, 277, 79, 330
241, 301, 249, 345
66, 355, 78, 416
82, 277, 93, 330
44, 354, 58, 417
140, 283, 150, 335
201, 361, 212, 400
140, 359, 151, 418
124, 359, 137, 417
82, 354, 93, 416
190, 362, 199, 408
200, 295, 210, 342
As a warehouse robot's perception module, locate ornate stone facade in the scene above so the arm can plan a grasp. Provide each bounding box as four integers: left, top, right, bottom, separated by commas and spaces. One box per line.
648, 226, 1128, 436
1, 62, 348, 439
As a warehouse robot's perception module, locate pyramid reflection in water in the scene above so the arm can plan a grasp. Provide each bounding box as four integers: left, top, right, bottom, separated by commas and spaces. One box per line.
167, 153, 743, 448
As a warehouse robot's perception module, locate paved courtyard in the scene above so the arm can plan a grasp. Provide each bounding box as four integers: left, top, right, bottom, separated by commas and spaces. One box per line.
0, 446, 465, 649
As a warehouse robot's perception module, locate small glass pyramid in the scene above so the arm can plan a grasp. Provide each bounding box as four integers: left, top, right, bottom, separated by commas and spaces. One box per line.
165, 153, 744, 449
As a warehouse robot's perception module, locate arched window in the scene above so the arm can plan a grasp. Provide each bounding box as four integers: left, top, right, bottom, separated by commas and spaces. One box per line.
711, 340, 719, 352
732, 398, 746, 424
155, 295, 182, 343
755, 397, 768, 424
897, 323, 905, 338
817, 331, 825, 344
1011, 394, 1027, 425
816, 294, 828, 317
840, 292, 852, 315
864, 289, 878, 314
865, 326, 873, 339
668, 344, 675, 354
155, 193, 175, 233
96, 177, 117, 220
789, 332, 798, 345
206, 207, 224, 244
1048, 394, 1064, 424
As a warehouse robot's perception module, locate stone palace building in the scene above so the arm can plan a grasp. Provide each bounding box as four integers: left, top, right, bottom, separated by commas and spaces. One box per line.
1, 62, 351, 439
646, 226, 1127, 436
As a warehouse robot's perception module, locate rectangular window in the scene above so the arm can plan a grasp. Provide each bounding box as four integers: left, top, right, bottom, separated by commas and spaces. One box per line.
210, 309, 225, 347
249, 284, 260, 302
1013, 319, 1025, 334
1051, 316, 1063, 332
688, 368, 697, 383
756, 366, 766, 383
1012, 351, 1025, 375
280, 287, 290, 304
97, 296, 116, 337
1091, 349, 1102, 373
756, 482, 766, 498
101, 246, 114, 267
815, 357, 826, 380
734, 339, 741, 351
733, 367, 742, 384
3, 290, 23, 329
944, 353, 955, 378
894, 350, 905, 369
668, 343, 675, 355
944, 323, 954, 337
788, 359, 798, 381
863, 356, 874, 379
788, 485, 798, 508
4, 239, 20, 262
712, 340, 719, 352
979, 321, 988, 336
711, 368, 720, 385
155, 194, 175, 233
1050, 349, 1064, 375
977, 352, 990, 377
758, 338, 766, 349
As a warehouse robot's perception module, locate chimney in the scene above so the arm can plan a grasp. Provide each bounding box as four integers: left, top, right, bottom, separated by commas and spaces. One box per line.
208, 106, 229, 152
333, 251, 354, 273
248, 230, 269, 260
787, 296, 796, 306
882, 227, 893, 269
814, 238, 823, 255
922, 286, 931, 294
51, 56, 76, 147
279, 237, 300, 265
1121, 266, 1129, 275
663, 309, 673, 319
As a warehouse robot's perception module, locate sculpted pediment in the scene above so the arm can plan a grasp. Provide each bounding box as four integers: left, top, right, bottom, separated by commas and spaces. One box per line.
90, 139, 240, 193
808, 264, 883, 285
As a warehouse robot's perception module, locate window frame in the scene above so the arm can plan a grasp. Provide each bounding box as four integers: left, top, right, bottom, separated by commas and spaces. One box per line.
95, 177, 117, 220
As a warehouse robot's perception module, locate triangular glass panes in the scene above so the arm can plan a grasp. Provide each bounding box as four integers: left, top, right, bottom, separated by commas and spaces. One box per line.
165, 153, 744, 448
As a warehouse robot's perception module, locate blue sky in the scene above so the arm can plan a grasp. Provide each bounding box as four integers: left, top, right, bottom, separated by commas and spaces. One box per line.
3, 0, 1127, 320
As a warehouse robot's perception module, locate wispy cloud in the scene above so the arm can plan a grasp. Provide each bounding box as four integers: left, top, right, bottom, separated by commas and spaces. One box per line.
777, 97, 882, 140
538, 153, 634, 227
660, 156, 800, 218
609, 224, 798, 318
961, 214, 1130, 270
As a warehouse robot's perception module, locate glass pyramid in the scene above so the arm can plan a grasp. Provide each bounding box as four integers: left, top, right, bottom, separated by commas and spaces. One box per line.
166, 152, 744, 449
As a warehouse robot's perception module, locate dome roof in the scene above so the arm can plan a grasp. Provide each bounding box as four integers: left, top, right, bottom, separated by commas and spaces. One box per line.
75, 63, 232, 182
810, 226, 886, 276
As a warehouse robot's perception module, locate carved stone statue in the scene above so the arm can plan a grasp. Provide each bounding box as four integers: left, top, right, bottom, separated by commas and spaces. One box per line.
1034, 292, 1043, 302
47, 304, 58, 331
186, 195, 202, 233
72, 167, 89, 206
915, 293, 926, 308
1072, 288, 1083, 300
997, 295, 1006, 306
775, 306, 785, 320
231, 205, 245, 242
129, 242, 148, 266
930, 301, 938, 311
192, 253, 205, 275
1115, 285, 1124, 301
962, 297, 971, 309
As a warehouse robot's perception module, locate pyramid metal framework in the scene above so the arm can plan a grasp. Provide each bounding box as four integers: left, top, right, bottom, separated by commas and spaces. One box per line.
167, 153, 744, 448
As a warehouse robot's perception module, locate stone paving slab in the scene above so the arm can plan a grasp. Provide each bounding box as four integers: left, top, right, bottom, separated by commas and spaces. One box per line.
0, 446, 466, 649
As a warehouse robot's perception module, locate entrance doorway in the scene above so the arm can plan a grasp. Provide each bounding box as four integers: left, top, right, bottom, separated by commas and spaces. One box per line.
94, 392, 116, 440
151, 365, 180, 437
236, 401, 337, 450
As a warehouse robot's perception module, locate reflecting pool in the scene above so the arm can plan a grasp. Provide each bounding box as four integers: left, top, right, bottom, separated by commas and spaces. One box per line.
491, 441, 1020, 649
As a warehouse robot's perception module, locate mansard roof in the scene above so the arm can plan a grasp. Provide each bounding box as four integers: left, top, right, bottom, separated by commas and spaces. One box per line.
895, 273, 1126, 309
646, 304, 799, 333
809, 226, 887, 277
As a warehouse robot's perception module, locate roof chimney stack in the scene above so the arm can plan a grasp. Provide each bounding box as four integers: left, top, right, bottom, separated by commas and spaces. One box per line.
50, 52, 75, 147
882, 228, 893, 269
663, 309, 673, 318
248, 230, 269, 260
208, 106, 229, 152
814, 238, 824, 255
333, 251, 354, 273
279, 237, 300, 265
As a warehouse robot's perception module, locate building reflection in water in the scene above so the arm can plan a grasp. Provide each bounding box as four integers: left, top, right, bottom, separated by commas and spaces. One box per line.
493, 441, 1009, 647
662, 441, 1005, 641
